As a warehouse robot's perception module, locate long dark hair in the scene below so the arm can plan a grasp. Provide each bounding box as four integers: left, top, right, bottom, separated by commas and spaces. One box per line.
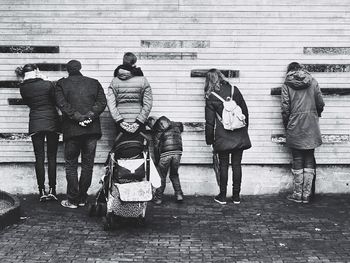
204, 69, 227, 98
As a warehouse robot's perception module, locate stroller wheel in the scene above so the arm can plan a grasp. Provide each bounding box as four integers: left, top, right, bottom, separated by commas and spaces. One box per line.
96, 203, 107, 217
88, 203, 96, 217
137, 216, 146, 226
102, 216, 112, 231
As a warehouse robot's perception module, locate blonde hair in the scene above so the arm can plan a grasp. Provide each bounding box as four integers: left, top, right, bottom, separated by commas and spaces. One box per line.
204, 69, 227, 98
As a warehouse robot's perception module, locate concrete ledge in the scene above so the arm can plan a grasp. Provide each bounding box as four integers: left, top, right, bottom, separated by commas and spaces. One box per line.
0, 163, 349, 196
0, 190, 20, 230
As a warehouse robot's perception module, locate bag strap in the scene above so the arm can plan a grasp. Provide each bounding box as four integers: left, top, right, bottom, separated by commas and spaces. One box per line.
211, 85, 235, 102
211, 91, 225, 103
231, 85, 235, 98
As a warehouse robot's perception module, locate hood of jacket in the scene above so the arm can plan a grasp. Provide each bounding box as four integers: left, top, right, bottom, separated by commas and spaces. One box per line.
115, 64, 144, 80
154, 116, 172, 132
284, 70, 312, 90
117, 68, 134, 80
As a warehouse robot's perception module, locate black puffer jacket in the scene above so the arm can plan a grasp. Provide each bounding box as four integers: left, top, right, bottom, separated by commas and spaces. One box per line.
19, 78, 61, 135
152, 116, 183, 164
205, 81, 251, 152
54, 72, 107, 141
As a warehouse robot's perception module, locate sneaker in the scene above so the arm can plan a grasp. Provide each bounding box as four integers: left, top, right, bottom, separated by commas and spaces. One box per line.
176, 194, 184, 203
46, 188, 58, 201
39, 189, 47, 202
153, 198, 162, 205
61, 200, 78, 209
78, 201, 87, 207
302, 196, 310, 204
232, 196, 241, 204
287, 194, 302, 203
214, 195, 226, 205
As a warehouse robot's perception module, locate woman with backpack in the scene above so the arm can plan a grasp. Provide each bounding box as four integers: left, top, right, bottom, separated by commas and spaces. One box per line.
204, 69, 251, 205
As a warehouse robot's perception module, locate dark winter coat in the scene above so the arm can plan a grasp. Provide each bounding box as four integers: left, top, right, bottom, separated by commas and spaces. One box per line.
205, 81, 251, 153
152, 116, 183, 164
19, 78, 61, 135
107, 68, 152, 124
54, 72, 107, 141
281, 70, 325, 149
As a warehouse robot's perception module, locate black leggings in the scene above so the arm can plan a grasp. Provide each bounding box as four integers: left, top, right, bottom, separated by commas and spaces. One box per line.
218, 150, 243, 196
31, 131, 59, 189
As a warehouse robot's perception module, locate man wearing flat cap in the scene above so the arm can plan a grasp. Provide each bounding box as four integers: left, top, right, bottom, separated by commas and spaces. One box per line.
55, 60, 107, 209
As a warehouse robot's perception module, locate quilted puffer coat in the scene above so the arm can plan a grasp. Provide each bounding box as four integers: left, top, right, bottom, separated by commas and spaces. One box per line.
152, 116, 183, 164
107, 68, 153, 124
281, 70, 325, 149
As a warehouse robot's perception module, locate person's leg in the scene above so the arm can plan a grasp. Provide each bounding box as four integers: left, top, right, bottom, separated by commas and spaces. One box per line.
287, 148, 304, 203
78, 135, 98, 206
31, 132, 47, 201
231, 150, 243, 204
216, 151, 229, 204
302, 149, 316, 203
169, 154, 183, 202
154, 155, 171, 204
46, 132, 59, 200
62, 137, 81, 208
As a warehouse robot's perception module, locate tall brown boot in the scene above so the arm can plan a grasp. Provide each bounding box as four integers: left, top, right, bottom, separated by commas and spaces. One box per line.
287, 169, 303, 203
302, 168, 315, 204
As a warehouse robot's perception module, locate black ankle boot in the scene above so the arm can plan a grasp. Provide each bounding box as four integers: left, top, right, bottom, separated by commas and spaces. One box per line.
39, 188, 47, 202
47, 187, 58, 201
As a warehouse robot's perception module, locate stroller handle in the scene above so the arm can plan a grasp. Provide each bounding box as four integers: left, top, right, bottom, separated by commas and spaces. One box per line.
114, 131, 150, 145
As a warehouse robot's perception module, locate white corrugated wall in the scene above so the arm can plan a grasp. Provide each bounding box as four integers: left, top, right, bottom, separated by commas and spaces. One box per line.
0, 0, 350, 167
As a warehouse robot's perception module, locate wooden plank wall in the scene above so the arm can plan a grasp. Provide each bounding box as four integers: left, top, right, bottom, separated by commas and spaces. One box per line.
0, 0, 350, 164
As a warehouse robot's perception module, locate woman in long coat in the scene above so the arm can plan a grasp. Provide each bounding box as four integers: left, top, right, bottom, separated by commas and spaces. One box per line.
281, 62, 325, 204
205, 69, 251, 205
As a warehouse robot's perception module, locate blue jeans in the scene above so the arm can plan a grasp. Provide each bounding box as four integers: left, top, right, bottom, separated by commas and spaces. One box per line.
291, 148, 315, 170
218, 150, 243, 197
64, 135, 98, 204
31, 132, 59, 190
156, 154, 183, 198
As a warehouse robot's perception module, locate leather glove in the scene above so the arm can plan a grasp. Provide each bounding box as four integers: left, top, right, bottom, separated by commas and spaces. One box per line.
120, 121, 131, 132
128, 122, 140, 133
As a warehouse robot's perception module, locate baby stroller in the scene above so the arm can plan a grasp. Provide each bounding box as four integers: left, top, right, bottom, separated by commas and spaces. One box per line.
88, 132, 153, 230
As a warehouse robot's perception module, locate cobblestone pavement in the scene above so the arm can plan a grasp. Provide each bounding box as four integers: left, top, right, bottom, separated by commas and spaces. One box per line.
0, 194, 349, 263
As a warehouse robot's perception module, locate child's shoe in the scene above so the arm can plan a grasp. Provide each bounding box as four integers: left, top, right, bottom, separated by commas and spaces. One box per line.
153, 198, 162, 205
78, 200, 87, 207
175, 194, 184, 203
